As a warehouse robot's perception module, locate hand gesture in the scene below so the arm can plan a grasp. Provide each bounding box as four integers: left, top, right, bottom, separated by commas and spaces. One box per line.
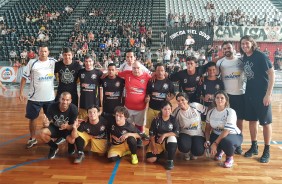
42, 114, 50, 128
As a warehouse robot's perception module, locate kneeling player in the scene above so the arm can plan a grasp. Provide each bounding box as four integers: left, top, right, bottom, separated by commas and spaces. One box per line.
108, 106, 141, 165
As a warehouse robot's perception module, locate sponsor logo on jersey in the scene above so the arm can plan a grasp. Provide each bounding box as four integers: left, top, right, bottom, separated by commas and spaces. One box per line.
91, 74, 97, 79
100, 125, 105, 131
115, 81, 120, 87
38, 73, 54, 81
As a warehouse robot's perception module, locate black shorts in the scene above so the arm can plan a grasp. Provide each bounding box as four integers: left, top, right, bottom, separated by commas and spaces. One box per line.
228, 94, 245, 120
48, 123, 71, 139
25, 100, 54, 120
244, 95, 272, 125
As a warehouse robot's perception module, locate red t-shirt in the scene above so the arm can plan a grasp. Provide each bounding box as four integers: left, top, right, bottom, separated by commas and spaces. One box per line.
28, 51, 36, 59
118, 70, 151, 110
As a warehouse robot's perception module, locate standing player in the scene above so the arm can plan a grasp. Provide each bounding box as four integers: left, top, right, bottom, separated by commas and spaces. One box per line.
101, 63, 125, 123
217, 41, 245, 154
55, 47, 82, 107
40, 92, 78, 159
146, 63, 175, 129
70, 106, 109, 164
19, 43, 56, 148
240, 35, 274, 163
118, 61, 151, 144
199, 62, 224, 108
119, 49, 151, 73
170, 56, 202, 103
78, 56, 103, 120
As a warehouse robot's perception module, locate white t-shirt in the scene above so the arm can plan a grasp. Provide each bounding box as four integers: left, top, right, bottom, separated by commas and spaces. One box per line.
185, 38, 195, 46
23, 58, 56, 101
119, 62, 151, 74
206, 108, 241, 135
216, 56, 245, 95
164, 49, 172, 60
173, 102, 207, 137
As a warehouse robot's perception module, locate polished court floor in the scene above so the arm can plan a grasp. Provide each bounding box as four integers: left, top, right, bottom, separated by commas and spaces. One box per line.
0, 85, 281, 184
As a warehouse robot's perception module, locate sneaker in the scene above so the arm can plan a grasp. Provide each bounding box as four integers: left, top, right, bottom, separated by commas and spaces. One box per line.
68, 144, 75, 155
184, 153, 190, 161
26, 138, 37, 149
214, 150, 224, 161
260, 148, 270, 163
140, 133, 150, 140
137, 139, 143, 147
234, 146, 243, 155
224, 156, 234, 168
55, 137, 66, 145
244, 145, 258, 157
131, 154, 138, 165
48, 147, 59, 159
190, 154, 198, 160
165, 160, 174, 170
74, 152, 85, 164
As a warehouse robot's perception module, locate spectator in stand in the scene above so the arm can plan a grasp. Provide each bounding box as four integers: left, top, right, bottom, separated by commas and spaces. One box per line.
9, 50, 17, 65
163, 47, 172, 64
206, 45, 214, 62
184, 35, 195, 50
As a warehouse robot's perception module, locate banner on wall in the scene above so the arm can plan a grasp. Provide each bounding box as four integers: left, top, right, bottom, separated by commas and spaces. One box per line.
214, 26, 282, 42
275, 70, 282, 88
166, 26, 214, 51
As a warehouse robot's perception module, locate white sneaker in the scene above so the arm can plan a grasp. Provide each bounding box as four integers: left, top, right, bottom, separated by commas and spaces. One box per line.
190, 154, 198, 160
184, 153, 190, 160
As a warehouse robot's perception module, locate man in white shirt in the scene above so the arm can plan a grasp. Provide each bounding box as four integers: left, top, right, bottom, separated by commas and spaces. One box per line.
216, 41, 245, 154
19, 43, 56, 148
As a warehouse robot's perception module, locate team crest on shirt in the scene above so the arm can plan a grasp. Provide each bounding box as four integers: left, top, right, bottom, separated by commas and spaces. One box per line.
86, 128, 90, 134
168, 123, 173, 130
215, 84, 220, 90
184, 79, 187, 83
100, 125, 105, 131
60, 68, 75, 84
115, 81, 120, 87
121, 130, 127, 134
163, 83, 168, 90
196, 76, 200, 81
111, 125, 115, 130
81, 74, 85, 79
140, 79, 145, 84
91, 74, 97, 79
53, 115, 69, 127
104, 82, 107, 87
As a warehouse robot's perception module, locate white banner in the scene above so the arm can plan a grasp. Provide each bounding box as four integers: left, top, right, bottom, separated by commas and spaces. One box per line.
214, 26, 282, 42
274, 70, 282, 88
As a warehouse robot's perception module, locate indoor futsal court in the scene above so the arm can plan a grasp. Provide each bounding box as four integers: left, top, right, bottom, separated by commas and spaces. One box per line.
0, 84, 281, 184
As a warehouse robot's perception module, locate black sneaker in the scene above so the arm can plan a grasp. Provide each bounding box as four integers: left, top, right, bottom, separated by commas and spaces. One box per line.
165, 160, 174, 170
48, 147, 59, 159
68, 144, 75, 155
244, 145, 258, 157
260, 148, 270, 163
234, 146, 243, 155
74, 152, 85, 164
137, 139, 143, 147
55, 137, 66, 145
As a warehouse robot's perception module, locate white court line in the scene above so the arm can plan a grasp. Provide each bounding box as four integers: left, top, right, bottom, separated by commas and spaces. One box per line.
279, 146, 282, 150
272, 141, 278, 144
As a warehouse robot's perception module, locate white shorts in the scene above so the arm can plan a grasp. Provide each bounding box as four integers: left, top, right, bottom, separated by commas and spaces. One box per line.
126, 107, 147, 126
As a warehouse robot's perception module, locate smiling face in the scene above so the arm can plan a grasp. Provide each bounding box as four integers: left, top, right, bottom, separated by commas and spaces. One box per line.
240, 39, 254, 56
222, 43, 234, 58
161, 104, 172, 118
84, 57, 94, 71
63, 52, 73, 64
176, 96, 189, 110
215, 93, 227, 108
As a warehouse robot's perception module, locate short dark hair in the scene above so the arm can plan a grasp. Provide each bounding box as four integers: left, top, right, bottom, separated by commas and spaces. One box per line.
176, 92, 189, 102
108, 63, 116, 67
87, 105, 100, 113
205, 62, 216, 71
186, 56, 197, 63
62, 47, 73, 53
114, 106, 129, 118
125, 49, 135, 56
222, 41, 233, 48
155, 63, 165, 69
38, 42, 49, 48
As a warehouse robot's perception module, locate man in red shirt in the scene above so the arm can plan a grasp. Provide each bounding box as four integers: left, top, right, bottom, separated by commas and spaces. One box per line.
118, 61, 151, 142
27, 49, 36, 60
